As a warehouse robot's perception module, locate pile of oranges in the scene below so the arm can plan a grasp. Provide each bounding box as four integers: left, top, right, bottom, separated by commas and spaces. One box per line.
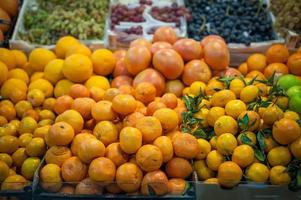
0, 25, 301, 196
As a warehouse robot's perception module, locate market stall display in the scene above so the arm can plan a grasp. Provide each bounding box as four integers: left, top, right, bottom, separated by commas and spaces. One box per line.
0, 0, 301, 199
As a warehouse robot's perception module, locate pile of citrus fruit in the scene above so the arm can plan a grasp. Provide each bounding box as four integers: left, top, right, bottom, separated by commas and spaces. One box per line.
0, 26, 300, 196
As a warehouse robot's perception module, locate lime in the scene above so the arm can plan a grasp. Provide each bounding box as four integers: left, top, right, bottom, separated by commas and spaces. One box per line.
287, 85, 301, 98
289, 93, 301, 115
277, 74, 301, 91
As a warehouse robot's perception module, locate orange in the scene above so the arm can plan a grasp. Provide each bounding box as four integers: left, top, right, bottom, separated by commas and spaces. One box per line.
153, 108, 179, 131
30, 72, 44, 82
65, 43, 92, 57
206, 150, 224, 171
105, 143, 129, 167
266, 44, 289, 64
214, 116, 238, 136
45, 146, 72, 166
48, 122, 75, 146
54, 79, 74, 98
289, 136, 301, 158
78, 138, 105, 164
54, 95, 73, 114
39, 110, 55, 121
153, 48, 184, 80
134, 82, 157, 105
161, 93, 178, 109
72, 97, 95, 120
112, 94, 137, 115
232, 145, 254, 168
25, 137, 46, 157
21, 157, 41, 180
195, 138, 211, 160
205, 80, 225, 96
1, 175, 29, 191
287, 53, 301, 76
71, 133, 95, 156
123, 112, 145, 127
0, 160, 9, 182
91, 49, 116, 76
153, 136, 173, 163
210, 90, 236, 107
136, 144, 163, 172
0, 0, 18, 17
55, 36, 80, 58
261, 104, 283, 125
89, 86, 105, 102
267, 146, 291, 166
69, 84, 90, 98
116, 163, 143, 193
93, 121, 118, 146
264, 63, 289, 78
85, 75, 110, 90
172, 133, 199, 159
119, 127, 142, 154
18, 116, 37, 134
153, 27, 177, 44
245, 163, 269, 183
15, 100, 32, 118
216, 133, 237, 156
0, 61, 8, 85
229, 78, 245, 98
8, 68, 29, 84
247, 53, 267, 72
89, 157, 116, 182
173, 38, 203, 62
61, 157, 87, 182
28, 78, 53, 98
1, 78, 27, 103
194, 159, 216, 181
237, 131, 257, 146
91, 100, 117, 121
238, 62, 248, 76
136, 116, 162, 143
0, 116, 7, 126
130, 38, 152, 50
217, 161, 242, 188
18, 133, 33, 148
141, 170, 169, 196
165, 80, 184, 97
55, 109, 84, 133
29, 48, 56, 71
264, 135, 278, 153
165, 157, 192, 179
284, 110, 300, 121
207, 107, 225, 127
238, 111, 260, 131
225, 100, 247, 119
125, 46, 151, 75
103, 88, 120, 101
60, 185, 75, 194
0, 48, 16, 69
27, 89, 45, 107
75, 178, 103, 195
204, 178, 218, 184
269, 166, 291, 185
12, 148, 27, 167
147, 101, 166, 116
272, 118, 301, 145
43, 59, 64, 84
0, 103, 16, 121
40, 164, 62, 192
0, 153, 12, 167
168, 178, 187, 195
240, 85, 259, 103
11, 50, 27, 68
62, 54, 93, 83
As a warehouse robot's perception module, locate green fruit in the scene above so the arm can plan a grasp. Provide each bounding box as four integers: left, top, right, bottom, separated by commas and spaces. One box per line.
21, 157, 41, 180
287, 85, 301, 98
289, 93, 301, 115
277, 74, 301, 91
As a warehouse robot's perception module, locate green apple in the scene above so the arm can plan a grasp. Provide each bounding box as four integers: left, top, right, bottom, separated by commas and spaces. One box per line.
277, 74, 301, 91
287, 85, 301, 98
289, 93, 301, 115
